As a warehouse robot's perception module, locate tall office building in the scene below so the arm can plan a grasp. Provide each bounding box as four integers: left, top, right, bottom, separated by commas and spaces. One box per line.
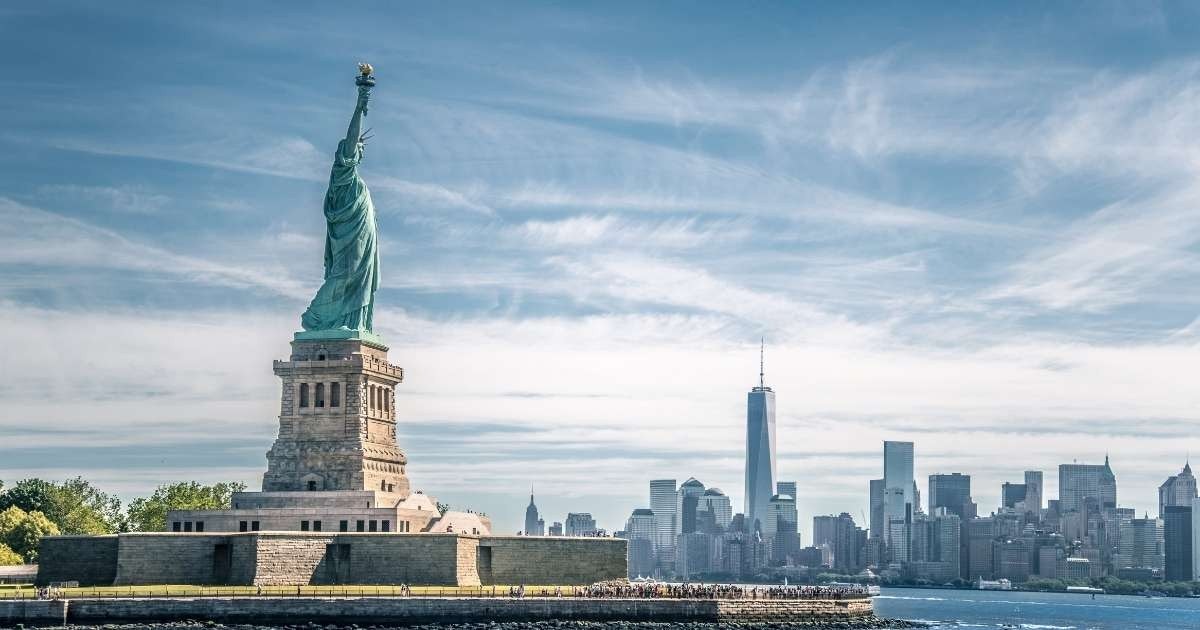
1163, 504, 1192, 581
1159, 462, 1197, 518
1117, 516, 1164, 573
964, 517, 995, 580
1192, 497, 1200, 580
883, 441, 915, 551
869, 479, 885, 539
1058, 457, 1117, 514
700, 488, 733, 531
767, 493, 799, 564
745, 343, 777, 536
1024, 471, 1043, 515
650, 479, 678, 565
547, 521, 563, 536
565, 512, 597, 536
814, 513, 863, 572
813, 515, 837, 549
1001, 482, 1027, 510
929, 473, 973, 520
677, 477, 706, 535
624, 508, 657, 578
777, 481, 797, 501
523, 490, 544, 536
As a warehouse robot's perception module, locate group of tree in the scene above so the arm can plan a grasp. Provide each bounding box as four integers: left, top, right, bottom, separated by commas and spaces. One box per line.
1024, 576, 1200, 597
0, 477, 244, 564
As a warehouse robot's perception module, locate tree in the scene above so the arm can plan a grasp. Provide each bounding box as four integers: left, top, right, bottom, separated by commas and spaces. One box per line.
0, 477, 123, 534
0, 506, 60, 562
0, 543, 21, 565
125, 481, 246, 532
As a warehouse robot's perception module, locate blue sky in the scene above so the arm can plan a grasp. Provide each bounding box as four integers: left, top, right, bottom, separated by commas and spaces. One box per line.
2, 1, 1200, 535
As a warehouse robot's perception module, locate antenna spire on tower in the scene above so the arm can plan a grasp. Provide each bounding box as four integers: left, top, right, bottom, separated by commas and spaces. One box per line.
759, 337, 765, 389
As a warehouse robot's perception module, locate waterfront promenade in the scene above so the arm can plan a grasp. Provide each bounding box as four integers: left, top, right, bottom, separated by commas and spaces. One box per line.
0, 584, 876, 626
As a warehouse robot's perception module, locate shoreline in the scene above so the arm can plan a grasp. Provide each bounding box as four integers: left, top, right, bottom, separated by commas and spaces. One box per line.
0, 596, 888, 627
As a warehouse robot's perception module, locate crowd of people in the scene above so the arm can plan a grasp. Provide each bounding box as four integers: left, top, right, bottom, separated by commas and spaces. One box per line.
572, 582, 871, 600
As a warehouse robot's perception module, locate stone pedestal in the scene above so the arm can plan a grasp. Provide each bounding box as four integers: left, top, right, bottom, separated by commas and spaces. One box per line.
263, 334, 409, 505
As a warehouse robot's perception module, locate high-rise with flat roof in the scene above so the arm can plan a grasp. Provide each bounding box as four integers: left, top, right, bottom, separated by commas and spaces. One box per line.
869, 478, 885, 539
1117, 516, 1164, 573
565, 512, 597, 536
1164, 504, 1192, 581
1058, 457, 1117, 514
1192, 497, 1200, 580
624, 508, 657, 578
1024, 471, 1043, 515
883, 441, 915, 553
745, 343, 777, 536
929, 473, 973, 520
650, 479, 678, 566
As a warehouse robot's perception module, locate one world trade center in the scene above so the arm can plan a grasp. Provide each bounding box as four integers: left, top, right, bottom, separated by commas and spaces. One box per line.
744, 341, 777, 536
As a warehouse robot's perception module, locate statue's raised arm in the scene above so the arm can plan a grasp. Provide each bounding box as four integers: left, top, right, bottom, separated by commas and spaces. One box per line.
342, 62, 374, 159
299, 63, 382, 337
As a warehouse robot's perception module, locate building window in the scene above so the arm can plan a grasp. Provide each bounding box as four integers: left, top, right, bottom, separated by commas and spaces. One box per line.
196, 522, 204, 532
239, 521, 248, 532
313, 520, 322, 532
184, 522, 193, 532
369, 520, 378, 532
382, 520, 390, 532
251, 521, 260, 531
172, 521, 181, 532
300, 383, 309, 408
387, 484, 394, 493
316, 383, 325, 408
307, 480, 317, 491
381, 480, 387, 491
317, 353, 326, 361
339, 520, 349, 532
301, 520, 310, 531
356, 520, 365, 532
331, 383, 340, 407
383, 389, 389, 413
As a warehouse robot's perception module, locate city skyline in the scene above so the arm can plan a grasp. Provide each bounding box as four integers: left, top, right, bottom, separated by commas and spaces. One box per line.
4, 2, 1200, 535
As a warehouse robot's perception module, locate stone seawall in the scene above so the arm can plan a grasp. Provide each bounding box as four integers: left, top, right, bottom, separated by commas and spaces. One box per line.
0, 596, 873, 625
38, 533, 624, 587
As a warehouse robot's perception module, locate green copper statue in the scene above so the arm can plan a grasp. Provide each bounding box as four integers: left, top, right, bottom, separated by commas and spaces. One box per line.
300, 63, 381, 335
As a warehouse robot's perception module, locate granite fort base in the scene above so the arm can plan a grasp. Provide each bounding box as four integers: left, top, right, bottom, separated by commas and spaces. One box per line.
1, 596, 875, 626
37, 533, 625, 587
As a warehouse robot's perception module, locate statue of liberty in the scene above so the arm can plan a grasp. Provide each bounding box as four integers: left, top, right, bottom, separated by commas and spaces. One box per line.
300, 63, 381, 336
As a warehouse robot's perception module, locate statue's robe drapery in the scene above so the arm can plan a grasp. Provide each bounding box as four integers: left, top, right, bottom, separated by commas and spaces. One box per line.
301, 140, 380, 332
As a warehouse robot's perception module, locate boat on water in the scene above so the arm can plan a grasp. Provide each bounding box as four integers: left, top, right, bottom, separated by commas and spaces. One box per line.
1066, 586, 1105, 594
977, 578, 1013, 591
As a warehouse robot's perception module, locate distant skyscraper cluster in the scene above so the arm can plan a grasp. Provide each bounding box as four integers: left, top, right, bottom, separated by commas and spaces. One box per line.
610, 343, 867, 579
519, 492, 600, 539
522, 344, 1200, 585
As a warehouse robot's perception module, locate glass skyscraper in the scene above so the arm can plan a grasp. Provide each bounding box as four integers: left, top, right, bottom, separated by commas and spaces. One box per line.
883, 441, 915, 551
928, 473, 973, 520
744, 347, 777, 536
649, 479, 678, 566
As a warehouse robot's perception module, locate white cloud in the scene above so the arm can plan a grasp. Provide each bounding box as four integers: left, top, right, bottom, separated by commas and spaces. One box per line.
513, 214, 749, 249
0, 198, 312, 300
36, 184, 170, 215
